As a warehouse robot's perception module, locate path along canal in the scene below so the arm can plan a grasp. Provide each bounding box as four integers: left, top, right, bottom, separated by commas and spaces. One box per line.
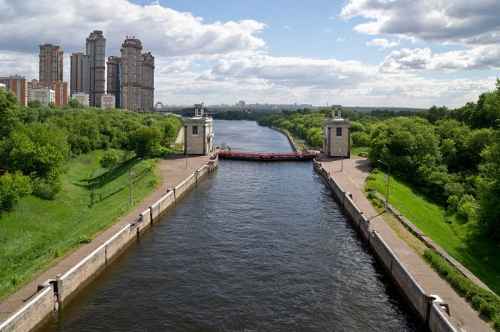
41, 120, 420, 331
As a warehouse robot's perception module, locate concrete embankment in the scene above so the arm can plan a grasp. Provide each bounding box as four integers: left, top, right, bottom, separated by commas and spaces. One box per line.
0, 157, 218, 332
270, 127, 299, 152
313, 160, 459, 332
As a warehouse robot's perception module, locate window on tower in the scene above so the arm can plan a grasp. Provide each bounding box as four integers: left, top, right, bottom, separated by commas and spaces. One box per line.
192, 126, 199, 135
336, 127, 342, 136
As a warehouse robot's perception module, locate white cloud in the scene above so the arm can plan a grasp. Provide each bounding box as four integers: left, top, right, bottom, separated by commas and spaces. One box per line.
341, 0, 500, 45
381, 46, 500, 72
0, 0, 497, 108
366, 38, 399, 49
0, 0, 266, 56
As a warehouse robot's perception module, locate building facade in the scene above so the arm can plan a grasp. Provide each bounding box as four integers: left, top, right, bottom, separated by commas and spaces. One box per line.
70, 52, 89, 96
39, 44, 63, 84
0, 75, 28, 106
324, 111, 351, 158
29, 87, 55, 106
72, 92, 90, 107
106, 56, 121, 108
86, 31, 106, 107
119, 37, 154, 112
184, 104, 214, 155
101, 94, 116, 109
28, 80, 68, 107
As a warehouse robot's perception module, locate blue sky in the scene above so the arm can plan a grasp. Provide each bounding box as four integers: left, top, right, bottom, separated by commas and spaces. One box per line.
0, 0, 499, 107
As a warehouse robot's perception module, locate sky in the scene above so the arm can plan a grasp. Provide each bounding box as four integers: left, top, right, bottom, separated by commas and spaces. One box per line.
0, 0, 499, 108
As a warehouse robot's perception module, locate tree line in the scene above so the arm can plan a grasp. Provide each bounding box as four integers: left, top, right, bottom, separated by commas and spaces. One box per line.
258, 80, 500, 241
0, 90, 182, 212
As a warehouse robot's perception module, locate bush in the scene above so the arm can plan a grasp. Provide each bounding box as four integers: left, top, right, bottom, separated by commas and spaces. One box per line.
32, 177, 62, 200
100, 149, 121, 169
457, 194, 478, 222
424, 249, 500, 326
0, 172, 32, 211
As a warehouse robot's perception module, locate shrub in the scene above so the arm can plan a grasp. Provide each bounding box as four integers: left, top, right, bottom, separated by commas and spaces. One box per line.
0, 172, 32, 211
424, 249, 500, 327
457, 194, 478, 222
32, 177, 62, 200
100, 149, 121, 169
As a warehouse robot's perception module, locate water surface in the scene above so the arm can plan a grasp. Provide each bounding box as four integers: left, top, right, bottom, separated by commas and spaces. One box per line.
42, 120, 419, 331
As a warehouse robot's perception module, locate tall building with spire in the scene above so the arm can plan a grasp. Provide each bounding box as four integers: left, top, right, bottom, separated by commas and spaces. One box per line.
86, 30, 106, 107
39, 44, 63, 84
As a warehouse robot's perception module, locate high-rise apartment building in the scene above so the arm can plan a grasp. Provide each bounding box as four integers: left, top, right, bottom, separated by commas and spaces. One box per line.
39, 44, 63, 83
86, 31, 106, 107
0, 75, 28, 106
120, 37, 155, 112
70, 52, 89, 96
106, 56, 121, 108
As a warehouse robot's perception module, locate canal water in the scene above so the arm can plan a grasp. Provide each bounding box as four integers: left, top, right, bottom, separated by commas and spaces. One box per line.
42, 120, 419, 331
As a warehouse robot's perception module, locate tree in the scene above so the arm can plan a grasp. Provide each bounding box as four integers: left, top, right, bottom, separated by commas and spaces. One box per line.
68, 98, 83, 109
1, 123, 69, 179
0, 172, 32, 211
129, 126, 163, 158
28, 100, 42, 108
0, 89, 20, 137
478, 131, 500, 240
100, 150, 121, 169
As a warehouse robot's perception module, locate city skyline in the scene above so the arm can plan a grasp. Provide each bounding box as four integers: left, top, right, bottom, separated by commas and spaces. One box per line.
0, 0, 499, 108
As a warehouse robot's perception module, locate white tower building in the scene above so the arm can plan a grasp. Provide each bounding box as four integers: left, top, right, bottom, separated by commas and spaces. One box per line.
184, 103, 214, 155
324, 110, 351, 158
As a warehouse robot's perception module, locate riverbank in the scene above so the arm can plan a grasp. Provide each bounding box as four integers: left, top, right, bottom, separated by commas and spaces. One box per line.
0, 155, 216, 332
315, 156, 492, 332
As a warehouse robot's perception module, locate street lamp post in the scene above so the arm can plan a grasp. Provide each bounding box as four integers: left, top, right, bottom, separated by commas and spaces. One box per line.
377, 159, 390, 211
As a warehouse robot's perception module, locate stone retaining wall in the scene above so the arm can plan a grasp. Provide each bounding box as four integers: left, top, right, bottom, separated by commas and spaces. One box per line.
0, 158, 218, 332
0, 286, 55, 332
313, 160, 458, 332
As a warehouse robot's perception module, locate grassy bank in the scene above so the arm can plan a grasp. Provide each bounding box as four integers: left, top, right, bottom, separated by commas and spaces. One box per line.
0, 150, 159, 299
366, 170, 500, 295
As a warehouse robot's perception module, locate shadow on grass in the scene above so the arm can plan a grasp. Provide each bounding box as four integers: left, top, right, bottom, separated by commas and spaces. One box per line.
77, 157, 142, 189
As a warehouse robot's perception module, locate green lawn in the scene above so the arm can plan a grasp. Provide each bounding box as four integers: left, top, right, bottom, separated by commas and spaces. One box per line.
366, 170, 500, 295
0, 151, 159, 299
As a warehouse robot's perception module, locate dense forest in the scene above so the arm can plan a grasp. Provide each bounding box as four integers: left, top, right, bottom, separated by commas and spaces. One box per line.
0, 90, 182, 212
259, 81, 500, 242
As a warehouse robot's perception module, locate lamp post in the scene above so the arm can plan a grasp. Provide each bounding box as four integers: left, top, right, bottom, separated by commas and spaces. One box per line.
377, 159, 390, 211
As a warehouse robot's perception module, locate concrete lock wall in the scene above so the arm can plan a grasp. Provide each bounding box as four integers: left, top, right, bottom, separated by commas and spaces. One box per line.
429, 302, 459, 332
313, 161, 458, 332
158, 191, 175, 215
0, 286, 54, 332
58, 245, 107, 305
174, 173, 196, 199
104, 225, 133, 261
371, 231, 428, 319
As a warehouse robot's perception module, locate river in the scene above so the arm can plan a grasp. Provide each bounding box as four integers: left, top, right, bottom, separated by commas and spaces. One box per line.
41, 120, 420, 331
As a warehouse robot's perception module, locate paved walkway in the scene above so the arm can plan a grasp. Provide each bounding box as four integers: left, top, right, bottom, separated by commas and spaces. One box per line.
0, 155, 209, 322
320, 156, 492, 332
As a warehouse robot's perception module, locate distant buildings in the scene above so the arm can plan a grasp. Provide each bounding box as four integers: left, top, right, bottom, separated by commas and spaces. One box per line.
29, 87, 55, 106
39, 44, 63, 84
0, 75, 28, 106
86, 31, 106, 107
106, 56, 121, 108
70, 52, 89, 96
100, 94, 115, 109
28, 79, 68, 107
72, 92, 90, 107
118, 37, 155, 112
37, 44, 68, 106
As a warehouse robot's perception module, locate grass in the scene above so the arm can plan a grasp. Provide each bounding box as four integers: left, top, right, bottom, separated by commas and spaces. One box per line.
424, 250, 500, 330
351, 146, 370, 157
0, 150, 159, 299
366, 170, 500, 295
